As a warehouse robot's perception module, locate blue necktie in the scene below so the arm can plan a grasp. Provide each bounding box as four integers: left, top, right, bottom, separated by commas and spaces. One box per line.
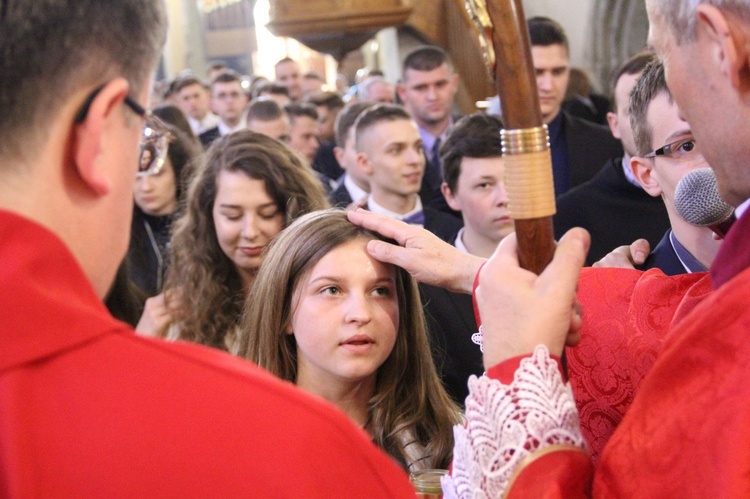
402, 211, 425, 225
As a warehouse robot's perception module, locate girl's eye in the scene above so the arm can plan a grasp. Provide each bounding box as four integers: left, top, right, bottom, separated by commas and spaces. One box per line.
373, 287, 391, 297
321, 286, 340, 296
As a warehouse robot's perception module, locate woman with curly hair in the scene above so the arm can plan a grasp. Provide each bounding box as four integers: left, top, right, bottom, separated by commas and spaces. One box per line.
237, 209, 461, 472
136, 131, 329, 351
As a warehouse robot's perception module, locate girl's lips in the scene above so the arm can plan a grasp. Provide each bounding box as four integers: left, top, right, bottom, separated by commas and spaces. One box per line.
240, 246, 263, 257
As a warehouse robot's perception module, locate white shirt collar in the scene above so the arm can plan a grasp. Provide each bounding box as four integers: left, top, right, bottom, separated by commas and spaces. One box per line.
367, 196, 423, 224
454, 227, 469, 253
343, 175, 368, 204
218, 118, 247, 137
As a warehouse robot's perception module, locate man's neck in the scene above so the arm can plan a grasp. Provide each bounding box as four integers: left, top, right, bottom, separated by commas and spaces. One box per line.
543, 108, 562, 125
459, 227, 501, 259
416, 117, 450, 138
370, 191, 418, 217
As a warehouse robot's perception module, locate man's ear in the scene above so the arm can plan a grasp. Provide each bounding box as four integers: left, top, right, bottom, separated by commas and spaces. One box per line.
630, 156, 662, 197
606, 111, 621, 140
396, 81, 407, 103
333, 145, 346, 169
73, 78, 130, 196
441, 181, 461, 212
695, 4, 748, 90
357, 151, 373, 177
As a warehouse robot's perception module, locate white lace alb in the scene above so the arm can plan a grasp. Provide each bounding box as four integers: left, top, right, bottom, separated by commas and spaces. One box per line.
442, 345, 587, 498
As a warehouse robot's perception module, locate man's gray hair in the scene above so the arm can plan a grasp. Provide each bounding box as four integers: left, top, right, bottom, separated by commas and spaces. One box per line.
0, 0, 167, 159
651, 0, 750, 44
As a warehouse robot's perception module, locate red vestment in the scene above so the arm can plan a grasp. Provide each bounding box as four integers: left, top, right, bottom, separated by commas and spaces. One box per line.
569, 267, 711, 465
0, 210, 414, 497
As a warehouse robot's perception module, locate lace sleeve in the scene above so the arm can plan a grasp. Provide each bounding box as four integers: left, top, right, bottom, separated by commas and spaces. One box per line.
442, 345, 587, 498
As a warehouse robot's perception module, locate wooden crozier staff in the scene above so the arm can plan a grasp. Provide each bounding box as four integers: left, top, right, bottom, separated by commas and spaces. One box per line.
468, 0, 556, 274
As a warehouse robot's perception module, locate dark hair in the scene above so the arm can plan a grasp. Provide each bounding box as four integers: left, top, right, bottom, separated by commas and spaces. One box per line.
402, 46, 451, 77
165, 131, 329, 349
252, 83, 290, 101
354, 104, 412, 150
609, 51, 656, 110
210, 70, 242, 88
284, 103, 319, 124
335, 102, 375, 147
527, 16, 569, 52
173, 75, 209, 94
629, 59, 671, 156
0, 0, 167, 158
153, 105, 198, 145
306, 91, 345, 111
441, 114, 504, 193
246, 99, 285, 123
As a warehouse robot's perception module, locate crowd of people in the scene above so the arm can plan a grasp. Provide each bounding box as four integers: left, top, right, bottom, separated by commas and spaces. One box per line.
3, 0, 750, 496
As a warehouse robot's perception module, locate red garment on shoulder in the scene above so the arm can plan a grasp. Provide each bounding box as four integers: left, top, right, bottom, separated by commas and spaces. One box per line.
568, 267, 711, 465
0, 210, 414, 497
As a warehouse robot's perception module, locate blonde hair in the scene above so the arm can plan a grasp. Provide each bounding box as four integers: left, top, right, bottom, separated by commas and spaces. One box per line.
238, 209, 461, 471
164, 131, 329, 349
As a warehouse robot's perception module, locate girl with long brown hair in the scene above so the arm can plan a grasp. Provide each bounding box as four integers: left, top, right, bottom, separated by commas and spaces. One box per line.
137, 131, 328, 350
237, 209, 461, 472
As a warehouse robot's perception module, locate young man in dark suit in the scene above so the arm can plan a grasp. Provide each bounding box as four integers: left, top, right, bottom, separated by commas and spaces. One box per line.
419, 113, 513, 405
554, 52, 671, 265
198, 71, 249, 148
329, 101, 373, 207
355, 104, 460, 242
528, 17, 623, 196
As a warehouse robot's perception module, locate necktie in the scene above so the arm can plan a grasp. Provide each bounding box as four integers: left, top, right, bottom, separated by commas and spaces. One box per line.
402, 211, 425, 226
431, 138, 442, 171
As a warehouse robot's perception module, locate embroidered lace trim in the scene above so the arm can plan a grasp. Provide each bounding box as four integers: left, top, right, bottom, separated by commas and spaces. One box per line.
442, 345, 586, 498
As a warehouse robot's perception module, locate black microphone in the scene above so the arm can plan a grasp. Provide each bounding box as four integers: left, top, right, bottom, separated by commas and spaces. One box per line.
674, 167, 735, 238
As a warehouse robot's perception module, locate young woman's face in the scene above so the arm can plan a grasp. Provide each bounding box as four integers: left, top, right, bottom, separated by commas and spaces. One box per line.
290, 238, 399, 389
212, 170, 284, 284
133, 157, 178, 216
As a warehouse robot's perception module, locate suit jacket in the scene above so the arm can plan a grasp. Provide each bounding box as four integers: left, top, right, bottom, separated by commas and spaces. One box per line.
554, 157, 671, 265
637, 230, 686, 276
423, 207, 462, 243
198, 126, 221, 149
420, 283, 483, 406
313, 141, 344, 183
564, 112, 624, 190
329, 182, 354, 208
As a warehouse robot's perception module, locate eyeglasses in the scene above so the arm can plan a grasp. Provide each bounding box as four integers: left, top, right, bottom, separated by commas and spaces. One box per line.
644, 137, 699, 161
74, 84, 172, 178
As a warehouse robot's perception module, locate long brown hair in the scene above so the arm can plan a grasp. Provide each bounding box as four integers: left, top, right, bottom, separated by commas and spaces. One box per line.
238, 209, 461, 471
164, 131, 329, 349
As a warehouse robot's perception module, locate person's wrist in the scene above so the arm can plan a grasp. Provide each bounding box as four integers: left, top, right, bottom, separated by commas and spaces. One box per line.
455, 254, 487, 294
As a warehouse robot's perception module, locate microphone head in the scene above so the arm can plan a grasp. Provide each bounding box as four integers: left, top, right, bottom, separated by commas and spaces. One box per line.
674, 167, 734, 226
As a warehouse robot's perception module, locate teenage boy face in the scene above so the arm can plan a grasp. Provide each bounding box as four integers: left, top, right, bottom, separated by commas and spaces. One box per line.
359, 119, 425, 198
444, 156, 514, 243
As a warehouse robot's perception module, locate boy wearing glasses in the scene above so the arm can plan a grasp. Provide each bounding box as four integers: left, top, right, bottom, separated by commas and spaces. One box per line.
199, 70, 249, 148
628, 60, 720, 274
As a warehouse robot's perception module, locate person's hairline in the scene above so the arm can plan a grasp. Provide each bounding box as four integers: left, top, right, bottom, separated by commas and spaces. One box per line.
355, 116, 414, 153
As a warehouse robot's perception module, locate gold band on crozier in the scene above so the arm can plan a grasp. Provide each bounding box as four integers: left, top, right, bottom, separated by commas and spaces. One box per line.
501, 125, 549, 155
